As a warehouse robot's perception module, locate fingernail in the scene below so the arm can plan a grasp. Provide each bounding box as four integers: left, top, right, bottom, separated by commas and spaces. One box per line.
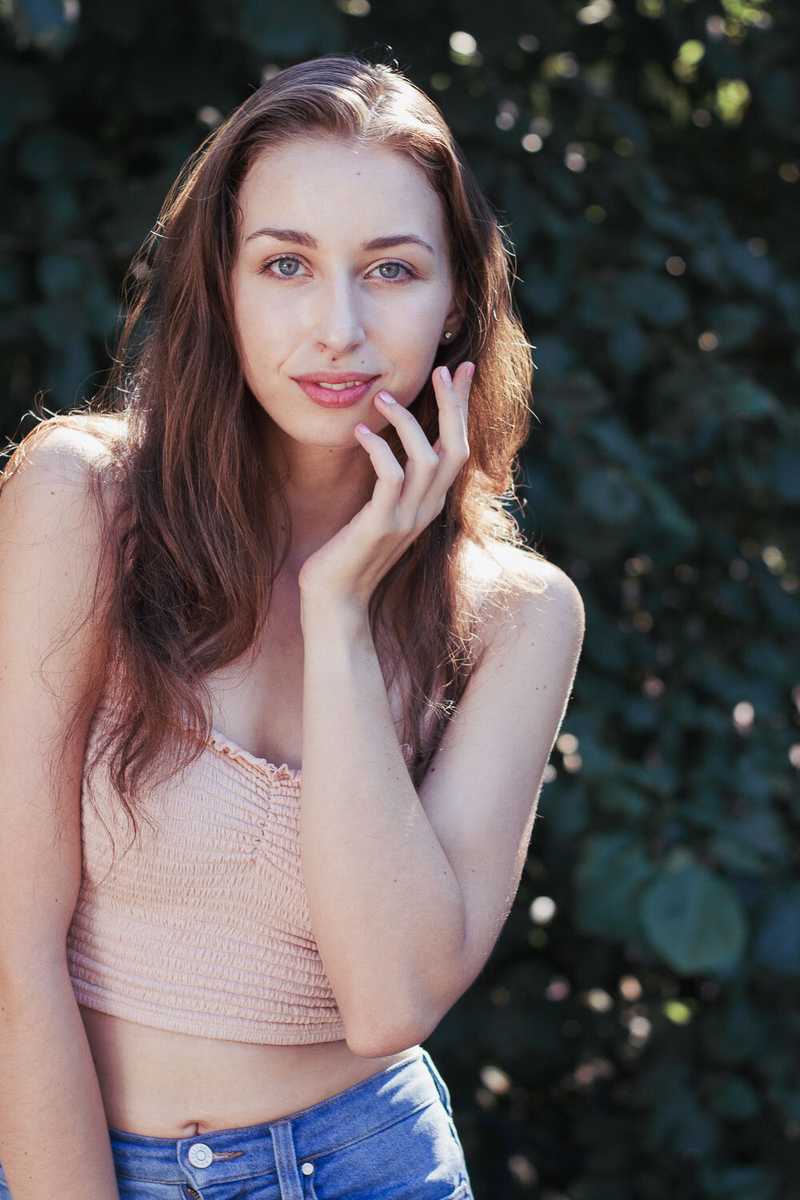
465, 363, 475, 381
376, 391, 396, 405
439, 366, 451, 386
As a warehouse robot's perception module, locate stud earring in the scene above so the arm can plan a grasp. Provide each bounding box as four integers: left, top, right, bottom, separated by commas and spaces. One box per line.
443, 330, 453, 341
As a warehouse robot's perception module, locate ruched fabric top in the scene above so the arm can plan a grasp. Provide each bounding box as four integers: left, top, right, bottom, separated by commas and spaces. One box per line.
65, 697, 347, 1045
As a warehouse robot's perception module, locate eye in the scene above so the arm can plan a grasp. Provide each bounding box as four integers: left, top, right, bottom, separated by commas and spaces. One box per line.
258, 255, 306, 278
372, 261, 416, 282
257, 255, 417, 283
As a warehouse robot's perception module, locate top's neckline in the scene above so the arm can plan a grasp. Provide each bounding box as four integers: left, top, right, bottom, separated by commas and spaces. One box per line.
90, 696, 304, 784
207, 727, 303, 785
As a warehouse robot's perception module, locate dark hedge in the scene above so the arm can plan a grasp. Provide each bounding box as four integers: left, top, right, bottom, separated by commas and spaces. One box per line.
1, 2, 798, 1198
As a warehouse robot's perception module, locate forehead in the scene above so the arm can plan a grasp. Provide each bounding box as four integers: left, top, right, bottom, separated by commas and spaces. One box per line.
238, 137, 448, 248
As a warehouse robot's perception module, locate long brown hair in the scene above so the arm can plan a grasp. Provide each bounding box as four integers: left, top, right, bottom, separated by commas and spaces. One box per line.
1, 52, 545, 856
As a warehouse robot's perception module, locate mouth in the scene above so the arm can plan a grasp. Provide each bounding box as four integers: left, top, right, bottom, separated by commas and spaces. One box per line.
293, 376, 380, 408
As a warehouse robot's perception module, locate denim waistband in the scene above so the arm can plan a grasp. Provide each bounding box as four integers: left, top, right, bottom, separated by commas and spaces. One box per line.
104, 1046, 454, 1189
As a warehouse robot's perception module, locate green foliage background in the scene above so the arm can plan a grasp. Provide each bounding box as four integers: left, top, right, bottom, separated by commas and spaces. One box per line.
2, 1, 799, 1197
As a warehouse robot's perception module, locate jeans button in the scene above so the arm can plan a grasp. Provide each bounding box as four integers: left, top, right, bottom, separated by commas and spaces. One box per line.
301, 1161, 315, 1175
188, 1142, 214, 1168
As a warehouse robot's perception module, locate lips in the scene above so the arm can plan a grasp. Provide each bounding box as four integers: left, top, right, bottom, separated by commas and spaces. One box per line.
294, 372, 378, 384
294, 376, 379, 408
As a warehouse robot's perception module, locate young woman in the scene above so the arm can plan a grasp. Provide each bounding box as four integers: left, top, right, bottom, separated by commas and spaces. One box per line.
0, 54, 585, 1200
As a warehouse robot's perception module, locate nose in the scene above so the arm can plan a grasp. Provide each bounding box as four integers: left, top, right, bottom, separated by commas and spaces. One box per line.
310, 271, 366, 356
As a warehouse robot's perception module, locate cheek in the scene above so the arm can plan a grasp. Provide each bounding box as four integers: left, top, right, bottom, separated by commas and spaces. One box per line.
385, 290, 447, 337
237, 292, 293, 355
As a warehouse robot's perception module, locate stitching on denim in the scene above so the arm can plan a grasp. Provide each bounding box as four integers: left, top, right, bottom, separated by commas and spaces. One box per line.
116, 1173, 187, 1183
421, 1052, 454, 1117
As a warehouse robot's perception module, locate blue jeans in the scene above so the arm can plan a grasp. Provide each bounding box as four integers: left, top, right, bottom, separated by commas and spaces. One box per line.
0, 1047, 473, 1199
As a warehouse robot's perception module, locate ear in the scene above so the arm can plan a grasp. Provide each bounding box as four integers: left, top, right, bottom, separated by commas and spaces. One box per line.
442, 277, 467, 340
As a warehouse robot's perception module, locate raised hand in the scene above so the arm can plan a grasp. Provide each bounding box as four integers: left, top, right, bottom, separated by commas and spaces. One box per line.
296, 361, 474, 613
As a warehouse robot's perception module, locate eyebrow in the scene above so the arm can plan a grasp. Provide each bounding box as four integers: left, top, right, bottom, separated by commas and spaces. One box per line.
243, 226, 435, 256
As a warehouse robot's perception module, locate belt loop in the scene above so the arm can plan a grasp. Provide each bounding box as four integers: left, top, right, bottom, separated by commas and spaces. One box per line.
269, 1118, 305, 1200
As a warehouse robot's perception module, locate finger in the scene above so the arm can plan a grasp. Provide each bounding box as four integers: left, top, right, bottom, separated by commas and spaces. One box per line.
354, 422, 405, 512
373, 391, 439, 504
433, 363, 472, 462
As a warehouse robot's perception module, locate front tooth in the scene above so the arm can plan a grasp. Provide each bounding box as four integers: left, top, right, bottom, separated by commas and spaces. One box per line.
318, 380, 359, 390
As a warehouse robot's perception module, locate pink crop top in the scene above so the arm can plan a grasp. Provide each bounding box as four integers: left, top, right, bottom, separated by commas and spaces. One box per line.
65, 698, 347, 1045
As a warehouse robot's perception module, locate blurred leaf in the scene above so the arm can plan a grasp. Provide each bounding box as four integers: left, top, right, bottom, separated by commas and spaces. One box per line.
640, 861, 748, 973
699, 1164, 781, 1200
16, 128, 100, 181
587, 416, 652, 473
577, 466, 642, 524
705, 1073, 762, 1121
36, 252, 84, 298
0, 261, 24, 305
519, 269, 566, 316
634, 475, 698, 551
239, 0, 343, 55
574, 831, 656, 939
643, 1077, 720, 1157
541, 785, 590, 841
752, 884, 800, 977
0, 62, 51, 143
616, 270, 691, 328
766, 443, 800, 503
531, 333, 577, 375
719, 235, 776, 295
705, 302, 764, 351
701, 992, 771, 1066
608, 319, 648, 374
12, 0, 77, 53
708, 805, 792, 876
605, 99, 652, 152
593, 779, 649, 818
724, 376, 779, 421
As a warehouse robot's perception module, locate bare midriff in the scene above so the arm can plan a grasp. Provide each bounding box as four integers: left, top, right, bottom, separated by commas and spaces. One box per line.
80, 1005, 421, 1138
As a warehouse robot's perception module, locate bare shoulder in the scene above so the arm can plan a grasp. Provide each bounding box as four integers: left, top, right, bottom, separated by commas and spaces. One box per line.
0, 414, 125, 603
3, 412, 122, 482
48, 410, 127, 463
2, 414, 129, 537
464, 541, 585, 658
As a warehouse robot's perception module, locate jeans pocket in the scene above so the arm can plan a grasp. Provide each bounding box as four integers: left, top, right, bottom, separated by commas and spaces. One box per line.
305, 1100, 468, 1199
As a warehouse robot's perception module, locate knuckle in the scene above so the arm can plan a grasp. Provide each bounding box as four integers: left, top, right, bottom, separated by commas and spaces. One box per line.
396, 512, 416, 535
444, 441, 469, 464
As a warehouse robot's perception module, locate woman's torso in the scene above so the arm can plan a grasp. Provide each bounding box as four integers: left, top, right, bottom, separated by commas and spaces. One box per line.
70, 411, 508, 1139
79, 547, 508, 1139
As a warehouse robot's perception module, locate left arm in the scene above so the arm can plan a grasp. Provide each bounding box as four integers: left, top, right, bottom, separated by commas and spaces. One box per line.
299, 593, 467, 1058
296, 361, 584, 1057
299, 561, 585, 1058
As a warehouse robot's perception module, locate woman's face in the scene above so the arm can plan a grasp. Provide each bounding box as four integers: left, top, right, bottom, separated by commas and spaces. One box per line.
231, 136, 459, 446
